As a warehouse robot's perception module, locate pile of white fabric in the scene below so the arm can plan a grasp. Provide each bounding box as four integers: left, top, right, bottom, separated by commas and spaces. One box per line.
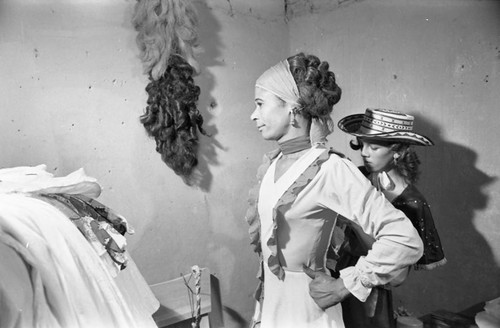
0, 165, 154, 328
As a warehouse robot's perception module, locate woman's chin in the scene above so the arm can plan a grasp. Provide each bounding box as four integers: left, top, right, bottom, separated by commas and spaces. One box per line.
260, 133, 275, 141
363, 164, 375, 172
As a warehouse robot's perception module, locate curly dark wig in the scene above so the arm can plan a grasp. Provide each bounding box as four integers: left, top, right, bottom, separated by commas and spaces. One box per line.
287, 53, 342, 120
350, 138, 421, 184
140, 55, 207, 178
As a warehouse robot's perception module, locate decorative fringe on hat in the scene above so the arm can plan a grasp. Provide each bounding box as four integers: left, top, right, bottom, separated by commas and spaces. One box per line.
132, 0, 207, 182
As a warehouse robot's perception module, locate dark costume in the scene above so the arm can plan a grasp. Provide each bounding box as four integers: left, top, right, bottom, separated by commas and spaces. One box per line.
330, 167, 446, 328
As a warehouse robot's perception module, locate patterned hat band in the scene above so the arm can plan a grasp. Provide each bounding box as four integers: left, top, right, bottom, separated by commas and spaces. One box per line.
359, 109, 414, 134
337, 108, 434, 146
360, 117, 413, 134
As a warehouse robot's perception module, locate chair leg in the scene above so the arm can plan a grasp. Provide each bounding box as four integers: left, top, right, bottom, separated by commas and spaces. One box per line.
200, 315, 210, 328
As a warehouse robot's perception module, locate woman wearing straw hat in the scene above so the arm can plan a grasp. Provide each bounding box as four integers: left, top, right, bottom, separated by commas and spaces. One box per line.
246, 54, 424, 328
335, 108, 446, 328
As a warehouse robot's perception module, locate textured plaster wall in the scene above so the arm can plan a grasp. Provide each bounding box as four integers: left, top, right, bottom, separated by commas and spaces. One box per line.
0, 0, 287, 325
2, 0, 499, 324
288, 0, 500, 316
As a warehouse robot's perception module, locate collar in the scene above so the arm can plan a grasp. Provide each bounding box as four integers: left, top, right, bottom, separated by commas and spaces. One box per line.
278, 135, 311, 155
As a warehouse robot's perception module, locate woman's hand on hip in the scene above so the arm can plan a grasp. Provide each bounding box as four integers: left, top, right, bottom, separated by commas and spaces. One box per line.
303, 265, 351, 310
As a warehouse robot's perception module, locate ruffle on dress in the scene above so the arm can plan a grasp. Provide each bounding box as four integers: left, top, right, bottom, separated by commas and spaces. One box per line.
245, 149, 280, 301
245, 149, 280, 254
245, 147, 331, 298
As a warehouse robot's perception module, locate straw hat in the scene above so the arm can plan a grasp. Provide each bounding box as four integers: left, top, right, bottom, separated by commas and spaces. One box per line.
337, 108, 433, 146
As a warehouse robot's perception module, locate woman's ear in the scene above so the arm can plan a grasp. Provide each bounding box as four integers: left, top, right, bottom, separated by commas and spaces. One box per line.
393, 145, 410, 162
288, 105, 299, 115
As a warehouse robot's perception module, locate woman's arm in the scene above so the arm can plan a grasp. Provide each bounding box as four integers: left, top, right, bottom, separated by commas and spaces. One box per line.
319, 157, 423, 301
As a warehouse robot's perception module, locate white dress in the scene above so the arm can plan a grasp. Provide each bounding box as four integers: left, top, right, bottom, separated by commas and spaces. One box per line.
259, 148, 344, 328
249, 146, 423, 328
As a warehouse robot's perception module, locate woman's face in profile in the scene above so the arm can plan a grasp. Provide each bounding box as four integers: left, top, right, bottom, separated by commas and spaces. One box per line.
251, 87, 291, 141
359, 139, 395, 173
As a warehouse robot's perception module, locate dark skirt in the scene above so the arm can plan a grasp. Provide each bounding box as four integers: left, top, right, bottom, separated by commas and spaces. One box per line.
341, 286, 395, 328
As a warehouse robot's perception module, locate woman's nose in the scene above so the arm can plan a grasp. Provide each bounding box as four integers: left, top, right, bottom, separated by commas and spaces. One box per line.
361, 146, 369, 157
250, 108, 258, 121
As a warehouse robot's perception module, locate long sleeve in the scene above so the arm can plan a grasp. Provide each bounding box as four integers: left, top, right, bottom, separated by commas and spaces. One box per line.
316, 156, 423, 301
393, 185, 446, 270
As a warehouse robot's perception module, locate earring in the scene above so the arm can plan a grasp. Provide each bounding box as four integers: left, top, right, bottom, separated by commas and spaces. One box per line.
393, 153, 401, 164
290, 110, 298, 127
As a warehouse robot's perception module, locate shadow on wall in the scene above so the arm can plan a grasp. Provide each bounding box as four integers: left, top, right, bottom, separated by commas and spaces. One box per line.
178, 8, 256, 323
393, 114, 499, 314
187, 1, 226, 192
221, 307, 248, 328
209, 230, 255, 328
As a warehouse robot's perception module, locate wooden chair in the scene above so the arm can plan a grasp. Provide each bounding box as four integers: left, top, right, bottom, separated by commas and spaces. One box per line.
150, 268, 223, 328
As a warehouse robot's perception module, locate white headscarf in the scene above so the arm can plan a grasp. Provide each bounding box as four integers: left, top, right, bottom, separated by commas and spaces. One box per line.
255, 60, 301, 106
255, 59, 334, 145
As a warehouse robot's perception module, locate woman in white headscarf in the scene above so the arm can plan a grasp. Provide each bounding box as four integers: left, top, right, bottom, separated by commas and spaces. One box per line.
245, 53, 424, 328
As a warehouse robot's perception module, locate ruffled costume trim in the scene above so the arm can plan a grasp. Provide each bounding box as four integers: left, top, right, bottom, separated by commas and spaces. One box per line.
339, 266, 373, 302
245, 147, 331, 300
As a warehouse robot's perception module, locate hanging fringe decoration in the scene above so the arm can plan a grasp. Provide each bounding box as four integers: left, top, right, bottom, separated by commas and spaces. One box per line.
132, 0, 207, 181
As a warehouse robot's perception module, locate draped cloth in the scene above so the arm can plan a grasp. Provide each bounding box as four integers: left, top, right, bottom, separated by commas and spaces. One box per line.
0, 164, 101, 196
0, 165, 158, 328
0, 194, 140, 328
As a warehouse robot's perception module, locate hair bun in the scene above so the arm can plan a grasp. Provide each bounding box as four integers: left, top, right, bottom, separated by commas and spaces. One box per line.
287, 53, 342, 116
